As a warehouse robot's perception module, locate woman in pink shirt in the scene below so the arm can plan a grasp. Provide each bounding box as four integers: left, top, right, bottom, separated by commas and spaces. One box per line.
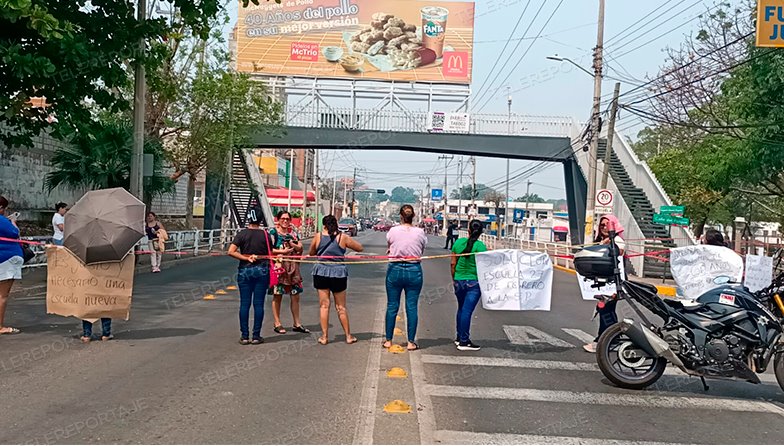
383, 205, 427, 350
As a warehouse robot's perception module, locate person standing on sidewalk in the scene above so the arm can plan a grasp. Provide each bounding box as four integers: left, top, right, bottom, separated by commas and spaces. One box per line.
383, 205, 427, 351
228, 212, 292, 345
451, 219, 487, 351
583, 214, 626, 353
268, 211, 309, 335
51, 202, 67, 246
145, 212, 166, 273
444, 220, 458, 249
0, 196, 23, 336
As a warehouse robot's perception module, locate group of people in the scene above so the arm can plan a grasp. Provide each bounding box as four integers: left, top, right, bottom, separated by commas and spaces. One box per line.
228, 205, 489, 350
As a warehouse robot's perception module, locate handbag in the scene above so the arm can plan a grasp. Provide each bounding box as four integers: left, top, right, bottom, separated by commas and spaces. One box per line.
156, 228, 168, 252
264, 230, 284, 288
21, 243, 34, 263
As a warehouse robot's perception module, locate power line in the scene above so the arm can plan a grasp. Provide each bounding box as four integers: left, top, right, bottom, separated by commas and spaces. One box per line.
603, 0, 677, 46
475, 0, 566, 113
612, 3, 713, 59
472, 0, 547, 107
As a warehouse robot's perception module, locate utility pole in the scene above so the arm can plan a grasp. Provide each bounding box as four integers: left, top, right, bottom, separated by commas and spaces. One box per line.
314, 150, 320, 232
470, 156, 477, 217
601, 82, 621, 190
302, 150, 310, 220
341, 178, 348, 217
350, 167, 357, 218
287, 149, 295, 211
584, 0, 605, 242
524, 180, 532, 240
419, 176, 431, 216
504, 87, 512, 239
130, 0, 146, 201
438, 155, 453, 233
331, 176, 338, 216
458, 157, 463, 229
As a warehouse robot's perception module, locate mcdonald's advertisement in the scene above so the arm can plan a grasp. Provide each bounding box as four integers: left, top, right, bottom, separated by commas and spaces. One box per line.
235, 0, 475, 84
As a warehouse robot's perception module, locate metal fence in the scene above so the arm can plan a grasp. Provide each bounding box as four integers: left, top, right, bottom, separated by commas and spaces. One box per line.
458, 231, 575, 269
22, 228, 244, 269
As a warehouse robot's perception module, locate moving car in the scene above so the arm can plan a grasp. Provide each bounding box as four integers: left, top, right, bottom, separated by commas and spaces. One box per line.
338, 218, 358, 236
373, 220, 393, 232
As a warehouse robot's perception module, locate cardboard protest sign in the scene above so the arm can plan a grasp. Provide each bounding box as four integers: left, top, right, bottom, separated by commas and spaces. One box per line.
576, 260, 625, 301
744, 254, 773, 292
669, 245, 744, 299
475, 249, 553, 311
46, 246, 134, 320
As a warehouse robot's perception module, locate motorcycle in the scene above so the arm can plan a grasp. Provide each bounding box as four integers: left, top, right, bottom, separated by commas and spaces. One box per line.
574, 231, 784, 391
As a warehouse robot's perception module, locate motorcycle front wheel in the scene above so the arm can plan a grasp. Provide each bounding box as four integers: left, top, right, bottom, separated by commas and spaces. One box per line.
773, 352, 784, 392
596, 323, 667, 390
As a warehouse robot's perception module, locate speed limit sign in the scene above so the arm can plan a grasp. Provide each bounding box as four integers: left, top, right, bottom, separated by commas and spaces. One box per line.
595, 189, 614, 214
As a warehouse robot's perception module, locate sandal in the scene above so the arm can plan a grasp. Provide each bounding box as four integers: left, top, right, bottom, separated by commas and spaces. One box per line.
101, 335, 114, 341
346, 335, 358, 344
80, 336, 91, 343
407, 342, 419, 351
292, 325, 310, 334
0, 327, 20, 335
251, 338, 264, 345
382, 340, 392, 349
273, 325, 287, 334
317, 336, 328, 345
239, 338, 250, 345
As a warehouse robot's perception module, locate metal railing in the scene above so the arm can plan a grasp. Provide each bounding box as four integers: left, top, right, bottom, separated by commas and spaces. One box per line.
285, 105, 575, 137
458, 230, 575, 269
22, 228, 244, 269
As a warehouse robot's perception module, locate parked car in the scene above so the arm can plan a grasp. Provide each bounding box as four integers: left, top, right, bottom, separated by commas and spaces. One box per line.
338, 218, 358, 236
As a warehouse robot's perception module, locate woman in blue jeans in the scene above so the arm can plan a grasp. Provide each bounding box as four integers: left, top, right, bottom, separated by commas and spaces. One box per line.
383, 205, 427, 351
450, 219, 487, 351
228, 213, 292, 345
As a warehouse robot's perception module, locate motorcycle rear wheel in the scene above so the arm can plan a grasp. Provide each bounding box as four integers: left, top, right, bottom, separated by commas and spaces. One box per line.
773, 352, 784, 392
596, 323, 667, 390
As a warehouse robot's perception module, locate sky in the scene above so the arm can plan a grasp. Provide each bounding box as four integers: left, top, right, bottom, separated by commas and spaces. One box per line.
227, 0, 719, 200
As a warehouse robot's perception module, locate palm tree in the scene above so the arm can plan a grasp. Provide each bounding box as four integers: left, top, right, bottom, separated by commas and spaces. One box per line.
45, 119, 174, 207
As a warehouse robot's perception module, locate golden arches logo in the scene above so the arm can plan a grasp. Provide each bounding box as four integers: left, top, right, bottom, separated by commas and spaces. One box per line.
446, 54, 464, 70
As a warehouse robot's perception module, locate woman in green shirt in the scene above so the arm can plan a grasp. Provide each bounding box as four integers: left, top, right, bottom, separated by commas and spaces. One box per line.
450, 219, 487, 351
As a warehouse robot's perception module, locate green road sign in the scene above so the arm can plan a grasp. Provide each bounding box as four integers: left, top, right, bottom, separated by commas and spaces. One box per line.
660, 205, 685, 215
653, 213, 690, 226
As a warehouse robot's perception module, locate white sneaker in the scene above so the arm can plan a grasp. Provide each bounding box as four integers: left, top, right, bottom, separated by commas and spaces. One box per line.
583, 342, 597, 353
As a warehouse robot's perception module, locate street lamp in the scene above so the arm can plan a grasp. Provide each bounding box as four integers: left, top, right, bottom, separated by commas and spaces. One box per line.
546, 55, 594, 77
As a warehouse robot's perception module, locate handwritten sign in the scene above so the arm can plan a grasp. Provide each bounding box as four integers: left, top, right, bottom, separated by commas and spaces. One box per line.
744, 254, 774, 292
475, 250, 553, 311
669, 245, 744, 299
46, 246, 135, 320
576, 260, 625, 301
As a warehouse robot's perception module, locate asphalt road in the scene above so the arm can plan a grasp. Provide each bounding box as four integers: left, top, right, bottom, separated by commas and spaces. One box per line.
2, 230, 784, 444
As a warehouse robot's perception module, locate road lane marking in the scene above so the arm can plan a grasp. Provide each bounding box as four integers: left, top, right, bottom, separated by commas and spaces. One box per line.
423, 385, 784, 415
410, 349, 437, 444
434, 430, 670, 445
352, 291, 386, 445
420, 355, 779, 384
503, 325, 574, 348
561, 328, 595, 344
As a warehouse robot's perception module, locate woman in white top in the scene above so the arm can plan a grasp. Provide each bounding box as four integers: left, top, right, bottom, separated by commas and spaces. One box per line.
52, 202, 67, 246
383, 205, 427, 351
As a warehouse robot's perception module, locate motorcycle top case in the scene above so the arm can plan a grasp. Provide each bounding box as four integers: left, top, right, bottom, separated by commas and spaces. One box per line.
574, 244, 620, 279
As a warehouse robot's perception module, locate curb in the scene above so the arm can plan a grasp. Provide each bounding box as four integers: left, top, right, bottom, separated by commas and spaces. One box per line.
552, 264, 678, 297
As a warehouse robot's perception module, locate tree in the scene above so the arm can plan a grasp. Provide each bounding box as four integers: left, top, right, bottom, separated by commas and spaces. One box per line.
0, 0, 232, 147
516, 193, 545, 203
167, 67, 282, 226
44, 118, 174, 206
482, 190, 507, 223
450, 184, 488, 200
389, 187, 418, 203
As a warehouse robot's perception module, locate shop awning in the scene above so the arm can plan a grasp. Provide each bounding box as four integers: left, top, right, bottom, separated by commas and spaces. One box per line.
265, 187, 316, 208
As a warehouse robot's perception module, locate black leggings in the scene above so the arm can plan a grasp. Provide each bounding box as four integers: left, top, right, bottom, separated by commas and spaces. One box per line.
595, 299, 618, 342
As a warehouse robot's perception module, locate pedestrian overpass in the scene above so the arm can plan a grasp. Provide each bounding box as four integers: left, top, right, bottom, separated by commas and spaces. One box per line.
225, 79, 694, 277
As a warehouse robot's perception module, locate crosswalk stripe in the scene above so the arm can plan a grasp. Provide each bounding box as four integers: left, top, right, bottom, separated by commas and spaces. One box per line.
420, 354, 780, 385
561, 328, 595, 344
503, 325, 574, 348
434, 430, 670, 445
423, 385, 784, 415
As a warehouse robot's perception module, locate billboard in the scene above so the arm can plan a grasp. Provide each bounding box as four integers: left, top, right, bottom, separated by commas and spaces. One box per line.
236, 0, 475, 84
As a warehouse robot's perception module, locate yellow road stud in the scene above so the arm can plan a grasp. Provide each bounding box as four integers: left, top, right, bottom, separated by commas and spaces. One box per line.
203, 294, 216, 300
226, 285, 238, 291
216, 289, 227, 295
396, 315, 402, 321
386, 367, 408, 378
383, 400, 412, 414
393, 327, 404, 336
388, 345, 406, 353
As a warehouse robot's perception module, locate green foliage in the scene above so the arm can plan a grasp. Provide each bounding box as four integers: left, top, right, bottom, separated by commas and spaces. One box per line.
389, 187, 418, 203
0, 0, 225, 147
44, 118, 174, 205
515, 193, 545, 203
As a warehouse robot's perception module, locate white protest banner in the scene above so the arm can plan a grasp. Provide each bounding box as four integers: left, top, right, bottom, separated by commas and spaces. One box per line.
576, 260, 625, 301
475, 249, 553, 311
669, 245, 744, 299
46, 246, 135, 320
744, 254, 773, 292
